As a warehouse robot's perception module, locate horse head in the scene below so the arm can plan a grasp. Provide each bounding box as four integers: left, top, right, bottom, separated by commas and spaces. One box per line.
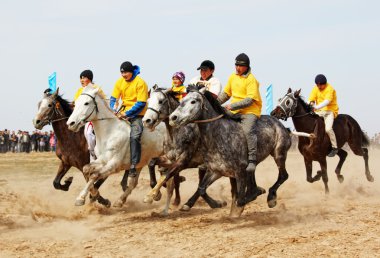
33, 88, 60, 129
169, 84, 206, 127
270, 88, 302, 120
67, 86, 100, 132
142, 85, 173, 130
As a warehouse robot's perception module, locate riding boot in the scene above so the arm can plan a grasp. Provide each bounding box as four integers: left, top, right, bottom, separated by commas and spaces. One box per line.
129, 164, 138, 178
327, 147, 338, 157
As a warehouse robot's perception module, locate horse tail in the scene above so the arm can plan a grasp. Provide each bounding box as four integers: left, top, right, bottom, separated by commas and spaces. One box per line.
361, 131, 370, 147
346, 115, 370, 148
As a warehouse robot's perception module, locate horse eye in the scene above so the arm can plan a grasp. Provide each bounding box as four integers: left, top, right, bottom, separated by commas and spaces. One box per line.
48, 104, 52, 108
191, 100, 196, 104
285, 100, 290, 106
84, 102, 89, 106
158, 100, 163, 104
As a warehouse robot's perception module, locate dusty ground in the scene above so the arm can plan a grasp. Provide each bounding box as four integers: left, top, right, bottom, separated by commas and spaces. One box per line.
0, 150, 379, 257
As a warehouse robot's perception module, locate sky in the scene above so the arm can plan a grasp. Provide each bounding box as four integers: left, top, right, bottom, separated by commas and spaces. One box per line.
0, 0, 379, 136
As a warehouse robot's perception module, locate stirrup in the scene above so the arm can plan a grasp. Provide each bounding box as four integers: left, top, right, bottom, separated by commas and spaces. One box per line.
327, 148, 338, 157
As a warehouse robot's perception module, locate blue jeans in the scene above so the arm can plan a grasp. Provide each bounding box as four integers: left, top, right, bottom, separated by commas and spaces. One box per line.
130, 117, 144, 165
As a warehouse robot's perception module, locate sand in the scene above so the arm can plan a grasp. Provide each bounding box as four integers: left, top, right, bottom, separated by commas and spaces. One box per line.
0, 150, 379, 257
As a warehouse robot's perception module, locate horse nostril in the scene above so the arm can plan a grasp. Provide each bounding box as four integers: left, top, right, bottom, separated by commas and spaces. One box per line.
146, 119, 151, 124
69, 121, 75, 126
36, 120, 41, 124
171, 115, 178, 121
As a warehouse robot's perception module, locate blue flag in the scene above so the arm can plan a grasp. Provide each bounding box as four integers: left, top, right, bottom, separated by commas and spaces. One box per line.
265, 84, 273, 115
48, 72, 57, 93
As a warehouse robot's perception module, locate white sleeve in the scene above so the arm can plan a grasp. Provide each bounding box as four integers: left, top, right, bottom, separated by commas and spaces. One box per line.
314, 99, 330, 110
189, 76, 200, 85
208, 77, 223, 96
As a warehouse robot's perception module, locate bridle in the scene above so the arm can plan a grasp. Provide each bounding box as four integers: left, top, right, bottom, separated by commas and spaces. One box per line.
38, 96, 68, 126
79, 93, 116, 122
146, 90, 170, 118
277, 93, 314, 121
188, 90, 224, 124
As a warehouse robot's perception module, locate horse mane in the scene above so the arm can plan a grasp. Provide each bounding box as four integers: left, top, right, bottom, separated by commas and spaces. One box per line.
44, 88, 73, 116
297, 95, 314, 114
175, 83, 242, 122
56, 95, 73, 116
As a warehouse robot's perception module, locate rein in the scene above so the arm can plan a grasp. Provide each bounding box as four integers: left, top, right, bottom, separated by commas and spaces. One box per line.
194, 114, 224, 123
80, 93, 118, 122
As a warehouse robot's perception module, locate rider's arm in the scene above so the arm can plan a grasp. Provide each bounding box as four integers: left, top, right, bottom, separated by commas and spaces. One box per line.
314, 99, 330, 110
217, 91, 230, 104
110, 78, 123, 110
230, 98, 254, 110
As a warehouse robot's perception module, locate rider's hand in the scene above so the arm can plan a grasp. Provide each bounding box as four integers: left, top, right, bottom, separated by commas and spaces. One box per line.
225, 104, 232, 110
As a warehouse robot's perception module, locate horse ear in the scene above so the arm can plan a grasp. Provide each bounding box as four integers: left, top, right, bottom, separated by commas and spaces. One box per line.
51, 87, 59, 98
294, 89, 301, 97
152, 84, 158, 90
163, 88, 172, 94
287, 88, 292, 94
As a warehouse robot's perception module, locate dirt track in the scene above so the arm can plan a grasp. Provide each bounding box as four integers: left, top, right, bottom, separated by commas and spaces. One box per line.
1, 151, 379, 257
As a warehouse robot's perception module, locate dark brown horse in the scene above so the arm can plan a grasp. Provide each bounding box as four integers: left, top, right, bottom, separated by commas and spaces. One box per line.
271, 88, 374, 193
33, 89, 110, 206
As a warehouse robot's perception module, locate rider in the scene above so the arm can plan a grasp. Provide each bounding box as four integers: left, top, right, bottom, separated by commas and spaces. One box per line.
189, 60, 222, 97
217, 53, 262, 173
309, 74, 339, 157
74, 70, 106, 161
171, 71, 186, 101
109, 61, 149, 177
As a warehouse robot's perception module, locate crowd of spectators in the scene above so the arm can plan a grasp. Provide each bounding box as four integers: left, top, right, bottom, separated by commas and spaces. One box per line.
0, 129, 56, 153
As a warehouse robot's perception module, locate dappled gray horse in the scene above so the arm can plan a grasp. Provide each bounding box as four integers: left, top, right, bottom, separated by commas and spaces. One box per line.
169, 86, 292, 216
143, 86, 226, 214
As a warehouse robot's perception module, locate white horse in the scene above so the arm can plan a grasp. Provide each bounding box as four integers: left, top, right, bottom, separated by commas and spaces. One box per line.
66, 86, 166, 207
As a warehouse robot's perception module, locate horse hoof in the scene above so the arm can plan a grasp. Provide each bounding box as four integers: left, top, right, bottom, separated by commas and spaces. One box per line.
267, 199, 277, 208
258, 186, 266, 195
113, 200, 123, 208
180, 204, 191, 212
143, 195, 154, 204
367, 175, 374, 182
151, 211, 169, 217
337, 175, 344, 183
153, 191, 162, 202
172, 198, 181, 206
229, 206, 244, 218
75, 198, 85, 206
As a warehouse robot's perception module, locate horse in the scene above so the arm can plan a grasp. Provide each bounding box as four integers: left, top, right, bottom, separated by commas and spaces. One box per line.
169, 85, 292, 217
32, 88, 110, 207
66, 85, 166, 207
142, 86, 226, 215
270, 88, 374, 193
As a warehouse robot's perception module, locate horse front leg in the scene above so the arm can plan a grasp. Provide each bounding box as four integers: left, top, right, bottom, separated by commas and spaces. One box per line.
305, 157, 321, 183
113, 168, 142, 208
335, 149, 347, 183
53, 161, 72, 191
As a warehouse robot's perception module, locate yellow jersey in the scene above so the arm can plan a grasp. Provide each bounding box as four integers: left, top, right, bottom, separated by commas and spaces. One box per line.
111, 76, 148, 116
308, 83, 339, 117
223, 72, 262, 117
74, 84, 106, 101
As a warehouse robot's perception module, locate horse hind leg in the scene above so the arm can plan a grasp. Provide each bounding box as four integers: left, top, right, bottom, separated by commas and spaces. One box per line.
152, 177, 175, 217
362, 148, 374, 182
318, 160, 329, 194
335, 149, 347, 183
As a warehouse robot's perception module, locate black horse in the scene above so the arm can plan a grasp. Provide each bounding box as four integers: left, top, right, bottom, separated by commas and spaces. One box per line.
271, 88, 374, 193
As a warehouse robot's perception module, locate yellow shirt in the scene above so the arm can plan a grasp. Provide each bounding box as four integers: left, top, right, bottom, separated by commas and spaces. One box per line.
308, 83, 339, 117
74, 84, 106, 101
171, 84, 186, 101
223, 72, 262, 117
111, 76, 148, 116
